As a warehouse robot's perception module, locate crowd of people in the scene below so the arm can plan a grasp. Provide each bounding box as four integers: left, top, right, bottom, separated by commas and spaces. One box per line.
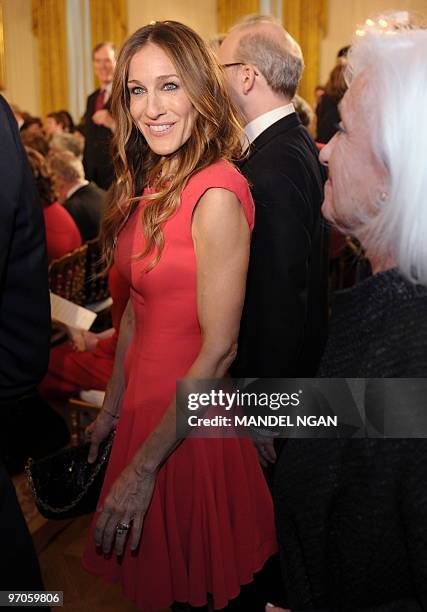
7, 42, 130, 419
1, 9, 427, 612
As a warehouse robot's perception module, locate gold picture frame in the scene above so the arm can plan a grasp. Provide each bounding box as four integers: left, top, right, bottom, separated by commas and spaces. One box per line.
0, 2, 5, 90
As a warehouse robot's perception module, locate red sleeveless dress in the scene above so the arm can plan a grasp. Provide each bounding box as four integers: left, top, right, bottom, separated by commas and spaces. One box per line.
82, 160, 277, 611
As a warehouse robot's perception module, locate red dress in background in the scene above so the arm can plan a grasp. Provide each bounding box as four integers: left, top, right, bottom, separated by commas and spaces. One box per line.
82, 161, 278, 610
39, 266, 129, 399
43, 201, 82, 263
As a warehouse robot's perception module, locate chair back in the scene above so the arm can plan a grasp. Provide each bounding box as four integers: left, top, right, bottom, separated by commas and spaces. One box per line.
83, 237, 110, 305
48, 244, 88, 305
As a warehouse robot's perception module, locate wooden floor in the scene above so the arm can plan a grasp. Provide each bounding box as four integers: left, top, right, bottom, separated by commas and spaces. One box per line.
39, 515, 143, 612
13, 473, 169, 612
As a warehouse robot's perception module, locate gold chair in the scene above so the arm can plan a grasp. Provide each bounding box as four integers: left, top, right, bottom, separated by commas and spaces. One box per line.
48, 244, 88, 306
83, 237, 110, 305
68, 397, 103, 446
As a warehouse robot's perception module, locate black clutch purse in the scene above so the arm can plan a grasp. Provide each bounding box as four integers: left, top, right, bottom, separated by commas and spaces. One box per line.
25, 431, 115, 520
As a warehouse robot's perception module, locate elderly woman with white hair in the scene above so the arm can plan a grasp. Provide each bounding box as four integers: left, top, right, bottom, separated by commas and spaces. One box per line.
268, 16, 427, 612
318, 22, 427, 378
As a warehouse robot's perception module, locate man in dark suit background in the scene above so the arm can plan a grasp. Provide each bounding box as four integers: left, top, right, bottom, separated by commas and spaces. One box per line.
219, 16, 329, 379
49, 150, 106, 242
83, 42, 117, 190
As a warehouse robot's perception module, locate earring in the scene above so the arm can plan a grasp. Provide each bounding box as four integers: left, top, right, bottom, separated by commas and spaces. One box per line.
379, 191, 388, 202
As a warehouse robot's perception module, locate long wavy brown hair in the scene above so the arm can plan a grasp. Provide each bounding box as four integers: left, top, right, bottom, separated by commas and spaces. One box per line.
324, 63, 348, 103
101, 20, 244, 271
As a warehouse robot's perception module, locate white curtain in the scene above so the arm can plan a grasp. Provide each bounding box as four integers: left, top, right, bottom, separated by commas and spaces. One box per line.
66, 0, 93, 123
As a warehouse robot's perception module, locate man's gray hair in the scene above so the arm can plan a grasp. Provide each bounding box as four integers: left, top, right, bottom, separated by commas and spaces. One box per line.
231, 14, 304, 99
48, 151, 85, 184
50, 133, 83, 159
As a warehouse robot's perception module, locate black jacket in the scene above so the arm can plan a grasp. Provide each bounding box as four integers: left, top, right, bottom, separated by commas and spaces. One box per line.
0, 95, 50, 399
64, 181, 106, 242
275, 436, 427, 612
231, 113, 329, 378
82, 89, 114, 190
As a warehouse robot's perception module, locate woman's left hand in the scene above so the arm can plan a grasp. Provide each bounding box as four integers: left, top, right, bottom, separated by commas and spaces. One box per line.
94, 463, 157, 556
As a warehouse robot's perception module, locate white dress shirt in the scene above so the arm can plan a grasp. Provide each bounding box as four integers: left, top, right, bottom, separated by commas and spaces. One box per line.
102, 82, 113, 103
66, 180, 89, 200
243, 103, 295, 151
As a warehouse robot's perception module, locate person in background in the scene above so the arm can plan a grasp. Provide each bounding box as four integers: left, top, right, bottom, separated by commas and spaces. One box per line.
57, 109, 75, 132
292, 94, 314, 130
44, 110, 72, 138
219, 15, 328, 379
313, 84, 325, 108
83, 20, 277, 612
25, 147, 82, 262
83, 42, 117, 190
49, 132, 84, 159
74, 122, 86, 144
21, 131, 50, 157
49, 150, 107, 242
0, 93, 64, 596
270, 16, 427, 612
315, 61, 347, 144
336, 44, 350, 63
20, 116, 44, 138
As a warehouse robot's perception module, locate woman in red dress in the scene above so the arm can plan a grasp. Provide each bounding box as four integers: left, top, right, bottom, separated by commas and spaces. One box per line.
83, 21, 277, 611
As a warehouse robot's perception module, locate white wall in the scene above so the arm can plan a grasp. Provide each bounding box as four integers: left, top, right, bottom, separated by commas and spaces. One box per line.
1, 0, 40, 116
320, 0, 427, 83
127, 0, 218, 41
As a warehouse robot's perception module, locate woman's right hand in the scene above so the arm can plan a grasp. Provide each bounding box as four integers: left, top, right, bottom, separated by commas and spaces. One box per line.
253, 436, 277, 467
86, 410, 118, 463
69, 329, 100, 352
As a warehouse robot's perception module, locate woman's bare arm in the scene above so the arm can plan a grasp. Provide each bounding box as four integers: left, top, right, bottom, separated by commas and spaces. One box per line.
87, 298, 135, 462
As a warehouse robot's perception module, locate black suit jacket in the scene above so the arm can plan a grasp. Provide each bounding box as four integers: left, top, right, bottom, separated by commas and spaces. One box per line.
64, 181, 107, 242
82, 89, 114, 190
231, 113, 329, 378
0, 95, 50, 399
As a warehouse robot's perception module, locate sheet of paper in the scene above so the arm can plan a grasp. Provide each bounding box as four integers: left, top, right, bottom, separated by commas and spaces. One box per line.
50, 292, 97, 331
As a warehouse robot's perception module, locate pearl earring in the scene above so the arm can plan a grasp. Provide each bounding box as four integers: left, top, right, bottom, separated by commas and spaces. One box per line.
379, 191, 388, 202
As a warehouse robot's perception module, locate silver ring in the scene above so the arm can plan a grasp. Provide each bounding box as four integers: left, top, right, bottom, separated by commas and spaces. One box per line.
116, 522, 130, 535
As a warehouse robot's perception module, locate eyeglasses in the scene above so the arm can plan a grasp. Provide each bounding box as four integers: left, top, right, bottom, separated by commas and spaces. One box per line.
221, 62, 244, 69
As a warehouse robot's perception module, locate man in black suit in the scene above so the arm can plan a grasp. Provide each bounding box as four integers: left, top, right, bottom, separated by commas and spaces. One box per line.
0, 94, 53, 593
83, 42, 116, 190
219, 16, 329, 378
49, 150, 106, 242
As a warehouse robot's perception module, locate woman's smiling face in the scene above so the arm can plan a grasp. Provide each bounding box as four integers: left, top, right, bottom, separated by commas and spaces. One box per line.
127, 43, 198, 157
